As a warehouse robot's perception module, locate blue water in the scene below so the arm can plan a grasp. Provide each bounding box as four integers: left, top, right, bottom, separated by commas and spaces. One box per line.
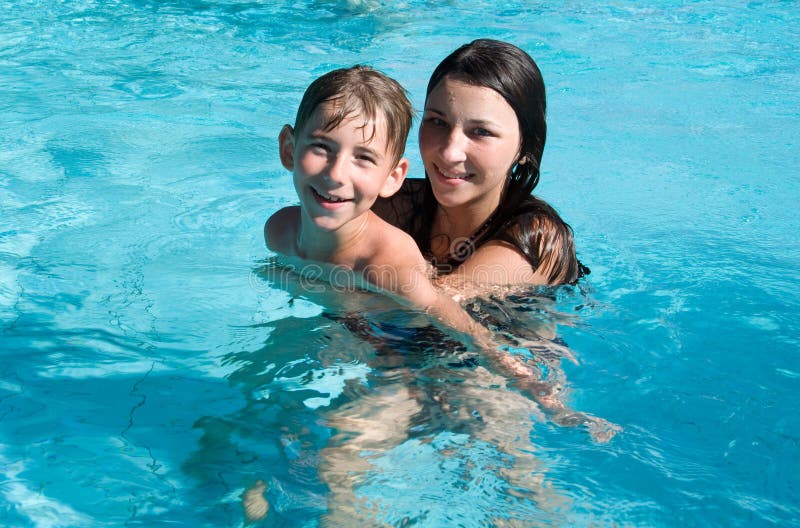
2, 1, 799, 526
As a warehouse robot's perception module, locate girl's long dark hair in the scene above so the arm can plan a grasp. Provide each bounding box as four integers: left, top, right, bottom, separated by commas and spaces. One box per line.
413, 39, 587, 284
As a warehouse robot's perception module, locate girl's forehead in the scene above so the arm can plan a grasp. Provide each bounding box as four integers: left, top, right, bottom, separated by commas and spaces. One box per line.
428, 77, 505, 106
425, 78, 517, 125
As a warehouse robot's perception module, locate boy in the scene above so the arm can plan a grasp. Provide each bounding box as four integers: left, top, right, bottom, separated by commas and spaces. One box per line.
265, 65, 482, 334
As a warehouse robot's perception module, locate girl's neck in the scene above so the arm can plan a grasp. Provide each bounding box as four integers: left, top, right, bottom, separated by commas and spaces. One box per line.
432, 201, 498, 242
429, 201, 499, 265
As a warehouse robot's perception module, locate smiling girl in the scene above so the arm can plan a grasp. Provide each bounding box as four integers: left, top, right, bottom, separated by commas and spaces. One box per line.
375, 39, 588, 287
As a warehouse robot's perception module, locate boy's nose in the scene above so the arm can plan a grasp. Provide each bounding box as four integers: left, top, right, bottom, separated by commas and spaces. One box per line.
440, 129, 468, 163
324, 154, 347, 185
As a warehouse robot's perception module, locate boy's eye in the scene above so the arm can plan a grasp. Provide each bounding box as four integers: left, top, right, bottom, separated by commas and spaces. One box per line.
310, 142, 330, 153
356, 154, 376, 165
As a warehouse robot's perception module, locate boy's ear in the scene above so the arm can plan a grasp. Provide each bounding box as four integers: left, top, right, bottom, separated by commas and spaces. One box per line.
278, 125, 295, 170
379, 157, 409, 198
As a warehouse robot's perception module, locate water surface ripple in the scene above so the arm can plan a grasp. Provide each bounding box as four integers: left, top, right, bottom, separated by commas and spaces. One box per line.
1, 1, 798, 526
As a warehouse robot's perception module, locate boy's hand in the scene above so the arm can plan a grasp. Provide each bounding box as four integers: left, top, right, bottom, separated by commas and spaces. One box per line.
477, 341, 622, 444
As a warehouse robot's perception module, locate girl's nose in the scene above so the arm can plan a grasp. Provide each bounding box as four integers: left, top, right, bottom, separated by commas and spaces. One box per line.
440, 128, 468, 163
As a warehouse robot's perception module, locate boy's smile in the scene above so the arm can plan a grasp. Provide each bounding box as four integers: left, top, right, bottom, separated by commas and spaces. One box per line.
281, 101, 406, 232
310, 186, 353, 209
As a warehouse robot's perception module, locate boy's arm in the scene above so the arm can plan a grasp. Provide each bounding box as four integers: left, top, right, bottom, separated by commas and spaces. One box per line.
367, 254, 551, 390
394, 271, 620, 442
401, 266, 491, 341
362, 231, 486, 338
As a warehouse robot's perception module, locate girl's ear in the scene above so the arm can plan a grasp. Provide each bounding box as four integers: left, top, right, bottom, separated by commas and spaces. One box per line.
379, 157, 409, 198
278, 125, 295, 170
517, 155, 528, 165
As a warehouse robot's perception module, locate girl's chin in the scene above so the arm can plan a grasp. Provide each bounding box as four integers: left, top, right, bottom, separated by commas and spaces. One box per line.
430, 186, 470, 208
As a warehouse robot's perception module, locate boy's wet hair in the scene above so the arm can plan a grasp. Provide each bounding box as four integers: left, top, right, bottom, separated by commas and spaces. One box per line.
294, 65, 413, 166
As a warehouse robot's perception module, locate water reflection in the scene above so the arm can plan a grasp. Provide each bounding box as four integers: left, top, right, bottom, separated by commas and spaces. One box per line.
184, 263, 617, 524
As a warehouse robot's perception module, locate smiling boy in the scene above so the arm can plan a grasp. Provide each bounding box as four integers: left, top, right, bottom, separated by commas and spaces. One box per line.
265, 65, 482, 332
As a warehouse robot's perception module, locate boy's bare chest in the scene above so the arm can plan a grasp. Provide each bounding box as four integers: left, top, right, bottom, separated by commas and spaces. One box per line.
273, 254, 375, 294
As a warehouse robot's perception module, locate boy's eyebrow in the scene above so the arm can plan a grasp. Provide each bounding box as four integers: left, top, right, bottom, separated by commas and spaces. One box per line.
354, 143, 384, 160
306, 130, 332, 140
305, 130, 386, 160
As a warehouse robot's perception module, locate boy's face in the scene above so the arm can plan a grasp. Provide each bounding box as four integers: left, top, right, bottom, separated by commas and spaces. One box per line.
280, 101, 407, 232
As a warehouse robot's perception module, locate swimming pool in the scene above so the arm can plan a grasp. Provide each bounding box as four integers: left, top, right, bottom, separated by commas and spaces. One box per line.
2, 0, 798, 526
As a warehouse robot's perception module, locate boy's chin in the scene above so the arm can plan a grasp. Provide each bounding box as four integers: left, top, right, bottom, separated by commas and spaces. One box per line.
309, 215, 349, 232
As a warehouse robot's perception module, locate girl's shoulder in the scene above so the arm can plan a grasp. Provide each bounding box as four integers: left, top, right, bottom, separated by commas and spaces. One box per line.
494, 196, 587, 284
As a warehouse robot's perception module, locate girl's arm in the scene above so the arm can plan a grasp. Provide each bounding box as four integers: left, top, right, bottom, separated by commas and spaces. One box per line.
439, 240, 544, 288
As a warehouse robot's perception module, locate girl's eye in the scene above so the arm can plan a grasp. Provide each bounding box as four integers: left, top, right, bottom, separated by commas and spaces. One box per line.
425, 116, 447, 128
473, 127, 492, 137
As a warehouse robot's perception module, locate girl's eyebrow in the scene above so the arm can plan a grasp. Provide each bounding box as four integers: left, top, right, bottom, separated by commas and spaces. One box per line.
466, 118, 502, 128
425, 107, 444, 115
425, 107, 502, 128
424, 108, 503, 129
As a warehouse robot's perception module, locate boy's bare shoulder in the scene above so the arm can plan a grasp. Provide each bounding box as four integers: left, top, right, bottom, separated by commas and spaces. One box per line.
360, 214, 438, 306
366, 214, 431, 274
264, 206, 300, 255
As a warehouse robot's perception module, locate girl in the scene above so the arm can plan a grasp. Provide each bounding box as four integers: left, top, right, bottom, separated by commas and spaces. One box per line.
375, 39, 588, 287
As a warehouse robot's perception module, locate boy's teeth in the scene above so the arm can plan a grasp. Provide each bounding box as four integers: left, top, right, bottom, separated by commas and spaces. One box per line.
314, 188, 348, 202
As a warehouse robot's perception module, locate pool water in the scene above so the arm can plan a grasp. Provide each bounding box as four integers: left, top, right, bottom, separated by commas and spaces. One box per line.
2, 1, 799, 526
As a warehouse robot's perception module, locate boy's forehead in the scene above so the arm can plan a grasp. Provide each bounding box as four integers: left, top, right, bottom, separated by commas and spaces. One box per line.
305, 100, 391, 149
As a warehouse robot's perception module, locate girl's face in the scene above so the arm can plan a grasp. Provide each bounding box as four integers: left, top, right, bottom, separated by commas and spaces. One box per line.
419, 76, 522, 216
